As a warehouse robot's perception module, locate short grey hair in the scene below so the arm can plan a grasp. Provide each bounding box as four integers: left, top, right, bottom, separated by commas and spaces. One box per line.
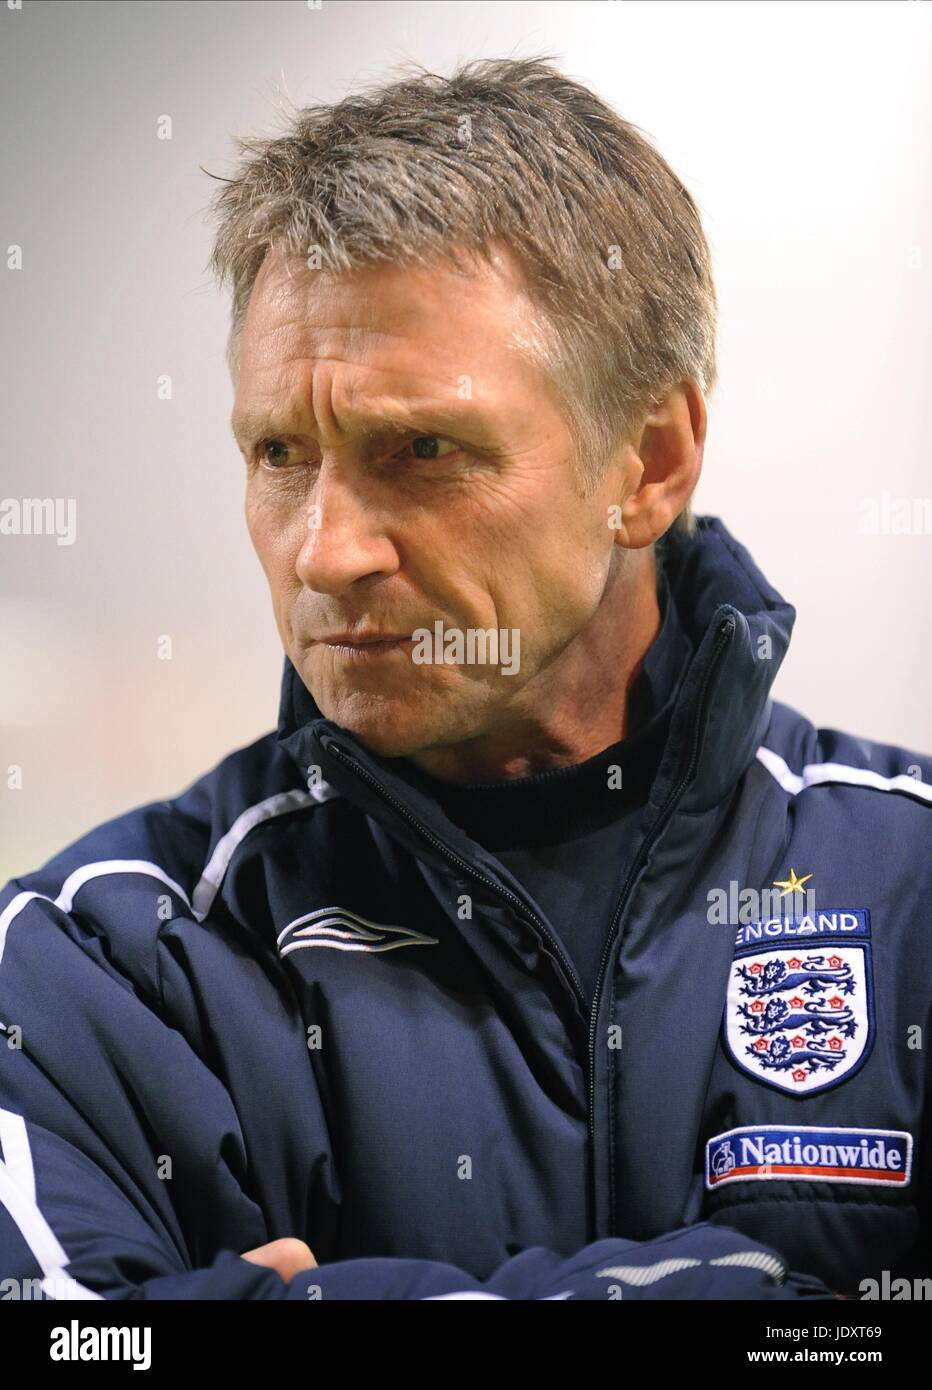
205, 54, 717, 536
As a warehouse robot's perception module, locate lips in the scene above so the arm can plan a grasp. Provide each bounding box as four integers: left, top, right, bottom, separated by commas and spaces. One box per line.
318, 633, 411, 646
319, 634, 414, 663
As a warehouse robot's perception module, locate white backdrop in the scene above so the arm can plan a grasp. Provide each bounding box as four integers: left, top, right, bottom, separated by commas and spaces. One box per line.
2, 0, 930, 880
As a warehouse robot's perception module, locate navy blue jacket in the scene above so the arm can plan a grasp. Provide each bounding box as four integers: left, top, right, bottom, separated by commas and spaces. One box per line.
1, 517, 928, 1300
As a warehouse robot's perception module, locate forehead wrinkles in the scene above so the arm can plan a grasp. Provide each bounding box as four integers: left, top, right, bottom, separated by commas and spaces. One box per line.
253, 285, 464, 411
237, 353, 477, 456
239, 248, 558, 442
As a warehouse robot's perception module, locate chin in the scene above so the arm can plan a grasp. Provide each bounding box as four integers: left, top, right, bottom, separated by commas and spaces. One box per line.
320, 692, 444, 760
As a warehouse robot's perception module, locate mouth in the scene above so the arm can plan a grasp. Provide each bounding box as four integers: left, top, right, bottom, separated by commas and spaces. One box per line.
318, 634, 415, 660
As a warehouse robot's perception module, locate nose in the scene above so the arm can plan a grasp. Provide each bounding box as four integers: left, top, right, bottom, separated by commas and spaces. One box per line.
294, 456, 400, 595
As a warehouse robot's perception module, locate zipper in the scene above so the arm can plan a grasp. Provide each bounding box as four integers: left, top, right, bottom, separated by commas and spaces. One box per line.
586, 613, 734, 1232
324, 743, 588, 1014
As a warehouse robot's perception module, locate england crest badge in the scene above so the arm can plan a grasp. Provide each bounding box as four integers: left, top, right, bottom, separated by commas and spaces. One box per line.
723, 910, 874, 1095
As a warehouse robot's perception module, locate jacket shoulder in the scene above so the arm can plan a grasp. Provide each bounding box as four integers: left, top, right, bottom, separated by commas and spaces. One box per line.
758, 699, 932, 810
0, 729, 317, 993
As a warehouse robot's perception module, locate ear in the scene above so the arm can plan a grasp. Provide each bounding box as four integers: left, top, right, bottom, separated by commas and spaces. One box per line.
612, 381, 706, 550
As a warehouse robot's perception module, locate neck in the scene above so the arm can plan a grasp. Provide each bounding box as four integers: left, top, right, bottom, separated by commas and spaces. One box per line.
408, 547, 662, 785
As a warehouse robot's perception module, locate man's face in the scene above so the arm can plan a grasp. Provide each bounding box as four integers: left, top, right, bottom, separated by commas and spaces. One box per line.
232, 242, 630, 760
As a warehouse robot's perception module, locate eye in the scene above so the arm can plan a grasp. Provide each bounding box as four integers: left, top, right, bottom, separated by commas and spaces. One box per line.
401, 435, 460, 463
257, 439, 294, 469
254, 433, 461, 470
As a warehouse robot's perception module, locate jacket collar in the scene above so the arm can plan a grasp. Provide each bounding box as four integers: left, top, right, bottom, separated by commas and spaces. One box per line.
276, 516, 796, 865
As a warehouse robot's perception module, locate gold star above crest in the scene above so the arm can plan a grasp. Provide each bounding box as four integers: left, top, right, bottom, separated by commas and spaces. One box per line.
773, 868, 813, 897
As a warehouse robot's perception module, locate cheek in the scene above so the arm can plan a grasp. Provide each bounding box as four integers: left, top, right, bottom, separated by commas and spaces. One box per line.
487, 481, 598, 583
245, 493, 303, 623
244, 488, 269, 565
247, 487, 290, 570
489, 521, 610, 661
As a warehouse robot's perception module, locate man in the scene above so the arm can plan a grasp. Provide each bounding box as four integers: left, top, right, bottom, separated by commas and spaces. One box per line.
0, 56, 927, 1302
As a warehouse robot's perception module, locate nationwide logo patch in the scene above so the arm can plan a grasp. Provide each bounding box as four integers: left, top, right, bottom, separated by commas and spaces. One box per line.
706, 1125, 912, 1190
723, 910, 874, 1095
277, 906, 439, 957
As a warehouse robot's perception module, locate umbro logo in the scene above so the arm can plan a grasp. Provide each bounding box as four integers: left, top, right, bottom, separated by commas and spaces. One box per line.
276, 906, 439, 957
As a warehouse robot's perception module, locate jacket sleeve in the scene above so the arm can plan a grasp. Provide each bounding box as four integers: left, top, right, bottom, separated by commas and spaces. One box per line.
0, 877, 836, 1302
277, 1226, 838, 1300
0, 1090, 838, 1302
0, 867, 300, 1302
0, 1117, 835, 1301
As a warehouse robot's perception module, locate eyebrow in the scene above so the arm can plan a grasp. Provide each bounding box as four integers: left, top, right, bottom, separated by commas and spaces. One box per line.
230, 403, 505, 454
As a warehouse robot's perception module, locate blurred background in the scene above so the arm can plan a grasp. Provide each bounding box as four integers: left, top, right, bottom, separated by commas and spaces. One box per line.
1, 0, 930, 881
